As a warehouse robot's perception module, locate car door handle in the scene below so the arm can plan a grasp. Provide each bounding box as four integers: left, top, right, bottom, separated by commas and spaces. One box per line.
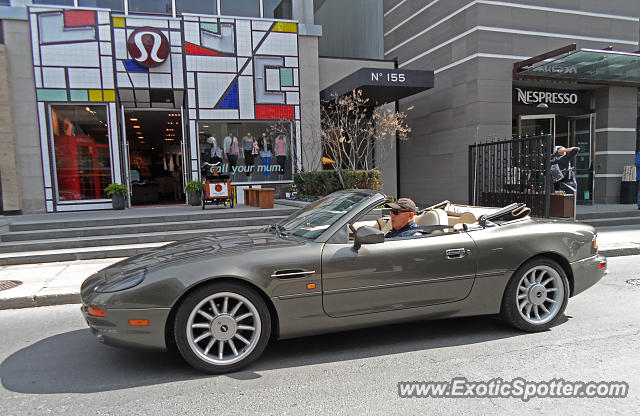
446, 248, 469, 259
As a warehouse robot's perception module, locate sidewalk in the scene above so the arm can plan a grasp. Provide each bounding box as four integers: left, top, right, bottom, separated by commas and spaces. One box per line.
0, 224, 638, 311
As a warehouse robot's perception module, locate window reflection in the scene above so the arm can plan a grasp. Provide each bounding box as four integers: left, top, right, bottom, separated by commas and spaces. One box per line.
50, 105, 112, 201
176, 0, 217, 15
263, 0, 292, 19
78, 0, 125, 11
32, 0, 74, 5
128, 0, 172, 15
220, 0, 260, 18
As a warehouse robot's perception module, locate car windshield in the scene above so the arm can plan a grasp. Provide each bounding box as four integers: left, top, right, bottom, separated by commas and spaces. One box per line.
279, 191, 375, 239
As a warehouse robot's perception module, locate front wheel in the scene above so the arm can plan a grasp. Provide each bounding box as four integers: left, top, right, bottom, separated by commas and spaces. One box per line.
174, 282, 271, 373
500, 258, 569, 332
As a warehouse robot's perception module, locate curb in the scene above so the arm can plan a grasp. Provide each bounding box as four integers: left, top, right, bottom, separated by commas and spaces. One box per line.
600, 246, 640, 258
0, 293, 80, 310
1, 247, 638, 311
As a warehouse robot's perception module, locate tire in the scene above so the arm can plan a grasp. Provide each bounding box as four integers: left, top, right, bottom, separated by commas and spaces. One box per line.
500, 258, 569, 332
174, 281, 271, 373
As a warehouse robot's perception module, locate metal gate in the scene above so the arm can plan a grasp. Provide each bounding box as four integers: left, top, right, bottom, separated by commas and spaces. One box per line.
469, 135, 553, 217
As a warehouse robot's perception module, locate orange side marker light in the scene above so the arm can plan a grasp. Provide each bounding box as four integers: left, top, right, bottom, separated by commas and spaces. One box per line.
128, 319, 150, 326
87, 307, 106, 317
307, 283, 316, 290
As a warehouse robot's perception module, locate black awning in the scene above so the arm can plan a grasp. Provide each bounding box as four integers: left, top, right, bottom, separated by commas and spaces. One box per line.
320, 68, 434, 106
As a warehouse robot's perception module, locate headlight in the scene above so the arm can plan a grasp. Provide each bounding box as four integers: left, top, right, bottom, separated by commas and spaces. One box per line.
95, 270, 146, 293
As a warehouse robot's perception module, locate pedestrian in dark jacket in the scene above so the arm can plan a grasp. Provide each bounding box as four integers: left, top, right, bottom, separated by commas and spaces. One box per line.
552, 146, 580, 195
635, 151, 640, 210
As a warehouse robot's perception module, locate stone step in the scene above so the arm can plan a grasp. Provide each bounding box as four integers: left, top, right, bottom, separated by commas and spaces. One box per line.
8, 206, 296, 232
0, 242, 167, 266
577, 210, 640, 220
583, 216, 640, 227
1, 215, 285, 242
0, 224, 265, 253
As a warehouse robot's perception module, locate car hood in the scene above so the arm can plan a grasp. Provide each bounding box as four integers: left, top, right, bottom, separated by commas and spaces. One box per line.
104, 229, 306, 278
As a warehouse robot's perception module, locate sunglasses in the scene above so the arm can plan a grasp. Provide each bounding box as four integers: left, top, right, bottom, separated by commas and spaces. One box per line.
390, 210, 411, 215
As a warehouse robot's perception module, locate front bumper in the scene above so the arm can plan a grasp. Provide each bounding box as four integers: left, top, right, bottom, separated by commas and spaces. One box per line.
81, 305, 171, 351
570, 254, 607, 297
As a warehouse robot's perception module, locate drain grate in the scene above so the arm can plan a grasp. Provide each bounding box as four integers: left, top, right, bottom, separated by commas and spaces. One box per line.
627, 279, 640, 286
0, 280, 22, 292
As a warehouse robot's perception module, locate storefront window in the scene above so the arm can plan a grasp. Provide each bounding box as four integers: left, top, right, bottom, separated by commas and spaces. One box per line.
50, 105, 112, 201
199, 121, 293, 182
263, 0, 292, 19
220, 0, 260, 18
176, 0, 218, 15
32, 0, 74, 5
78, 0, 125, 11
128, 0, 172, 15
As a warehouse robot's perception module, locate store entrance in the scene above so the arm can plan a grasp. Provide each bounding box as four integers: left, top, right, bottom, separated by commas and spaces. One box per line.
124, 110, 185, 206
516, 113, 594, 204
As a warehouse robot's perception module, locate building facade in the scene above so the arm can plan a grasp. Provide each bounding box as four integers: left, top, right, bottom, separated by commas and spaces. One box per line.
384, 0, 640, 205
0, 0, 323, 213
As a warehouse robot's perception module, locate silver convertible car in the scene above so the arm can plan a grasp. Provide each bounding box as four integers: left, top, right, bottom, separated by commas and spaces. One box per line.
81, 190, 607, 373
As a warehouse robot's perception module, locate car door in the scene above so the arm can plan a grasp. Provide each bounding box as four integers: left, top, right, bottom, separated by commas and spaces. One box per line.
321, 232, 477, 317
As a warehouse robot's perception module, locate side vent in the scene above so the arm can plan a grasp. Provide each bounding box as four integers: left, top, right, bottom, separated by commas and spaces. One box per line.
270, 269, 316, 279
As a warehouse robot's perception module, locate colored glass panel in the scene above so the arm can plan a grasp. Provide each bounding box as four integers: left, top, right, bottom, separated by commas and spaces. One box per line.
37, 89, 68, 102
200, 23, 219, 34
63, 10, 96, 27
88, 89, 103, 101
112, 16, 125, 28
185, 42, 222, 56
103, 90, 116, 102
70, 90, 89, 101
123, 60, 149, 73
216, 81, 239, 109
280, 67, 293, 87
273, 22, 297, 33
255, 105, 294, 119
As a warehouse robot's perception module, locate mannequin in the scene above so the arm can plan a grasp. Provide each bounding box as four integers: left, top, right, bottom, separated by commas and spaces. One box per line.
242, 132, 254, 178
259, 132, 272, 177
224, 132, 238, 175
275, 134, 288, 180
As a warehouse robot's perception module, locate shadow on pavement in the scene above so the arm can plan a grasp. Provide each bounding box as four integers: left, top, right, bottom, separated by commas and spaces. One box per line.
1, 314, 566, 394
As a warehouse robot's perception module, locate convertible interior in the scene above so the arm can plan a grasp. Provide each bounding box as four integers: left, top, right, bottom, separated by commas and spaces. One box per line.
351, 201, 532, 236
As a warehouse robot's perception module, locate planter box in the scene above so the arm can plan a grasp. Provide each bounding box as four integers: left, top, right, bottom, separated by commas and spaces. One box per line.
188, 192, 201, 206
111, 193, 126, 210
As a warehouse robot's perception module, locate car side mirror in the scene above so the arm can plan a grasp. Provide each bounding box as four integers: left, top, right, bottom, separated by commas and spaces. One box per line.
353, 226, 385, 250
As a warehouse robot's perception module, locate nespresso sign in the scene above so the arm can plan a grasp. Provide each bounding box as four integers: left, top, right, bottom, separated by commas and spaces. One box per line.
513, 88, 587, 107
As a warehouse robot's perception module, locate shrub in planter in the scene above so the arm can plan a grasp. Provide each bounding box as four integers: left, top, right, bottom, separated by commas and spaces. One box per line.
293, 170, 382, 197
105, 183, 128, 210
185, 181, 203, 206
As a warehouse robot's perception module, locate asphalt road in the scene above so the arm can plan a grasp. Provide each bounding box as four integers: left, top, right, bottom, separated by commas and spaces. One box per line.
1, 256, 639, 415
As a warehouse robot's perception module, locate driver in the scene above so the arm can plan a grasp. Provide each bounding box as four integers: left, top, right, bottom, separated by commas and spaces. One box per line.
384, 198, 422, 238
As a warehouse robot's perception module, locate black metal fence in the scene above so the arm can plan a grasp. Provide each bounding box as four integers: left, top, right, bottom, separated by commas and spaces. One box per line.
469, 135, 553, 217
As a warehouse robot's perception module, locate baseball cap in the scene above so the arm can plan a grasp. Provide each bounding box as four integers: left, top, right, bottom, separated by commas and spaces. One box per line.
385, 197, 417, 213
553, 146, 563, 155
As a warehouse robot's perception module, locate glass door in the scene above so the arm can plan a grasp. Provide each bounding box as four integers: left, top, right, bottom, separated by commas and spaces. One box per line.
568, 114, 594, 204
120, 105, 131, 208
518, 114, 555, 139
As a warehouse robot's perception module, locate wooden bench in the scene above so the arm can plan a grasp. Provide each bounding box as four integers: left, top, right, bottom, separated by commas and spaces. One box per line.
244, 188, 274, 209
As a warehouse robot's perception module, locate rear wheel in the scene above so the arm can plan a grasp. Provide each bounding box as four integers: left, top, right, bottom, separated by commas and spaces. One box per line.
500, 258, 569, 332
174, 282, 271, 373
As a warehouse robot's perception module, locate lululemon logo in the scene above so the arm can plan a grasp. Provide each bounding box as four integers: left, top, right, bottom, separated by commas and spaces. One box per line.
127, 27, 169, 67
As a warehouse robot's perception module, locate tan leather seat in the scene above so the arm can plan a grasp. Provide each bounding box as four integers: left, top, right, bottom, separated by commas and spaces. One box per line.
376, 217, 393, 234
415, 209, 448, 233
